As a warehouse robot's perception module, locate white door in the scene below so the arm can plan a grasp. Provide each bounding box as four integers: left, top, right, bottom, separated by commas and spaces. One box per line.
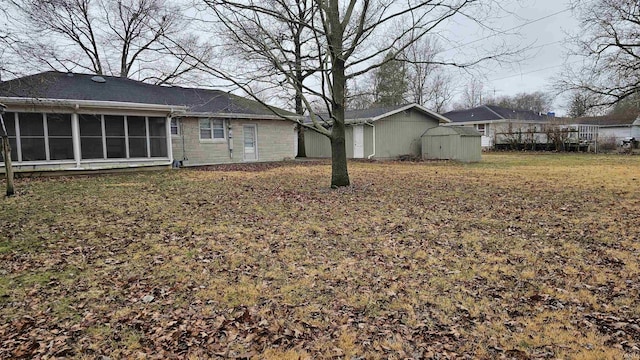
243, 125, 257, 161
353, 125, 364, 158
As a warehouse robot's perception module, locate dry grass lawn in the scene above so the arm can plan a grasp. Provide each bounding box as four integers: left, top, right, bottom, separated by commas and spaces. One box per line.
1, 153, 639, 359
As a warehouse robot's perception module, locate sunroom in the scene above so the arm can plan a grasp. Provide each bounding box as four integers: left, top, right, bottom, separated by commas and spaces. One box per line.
0, 100, 182, 172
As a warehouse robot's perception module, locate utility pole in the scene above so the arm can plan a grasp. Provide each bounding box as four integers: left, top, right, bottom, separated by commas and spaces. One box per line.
0, 103, 15, 196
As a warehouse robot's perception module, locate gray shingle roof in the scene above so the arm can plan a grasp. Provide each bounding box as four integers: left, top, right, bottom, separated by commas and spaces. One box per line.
442, 105, 550, 122
0, 71, 296, 117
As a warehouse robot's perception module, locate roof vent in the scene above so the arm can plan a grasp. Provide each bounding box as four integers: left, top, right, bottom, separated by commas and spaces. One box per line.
66, 72, 74, 77
91, 75, 106, 83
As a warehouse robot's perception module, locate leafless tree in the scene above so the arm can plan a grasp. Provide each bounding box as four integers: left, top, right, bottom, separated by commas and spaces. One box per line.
488, 91, 553, 113
457, 78, 486, 109
557, 0, 640, 110
7, 0, 210, 84
401, 37, 454, 112
187, 0, 517, 187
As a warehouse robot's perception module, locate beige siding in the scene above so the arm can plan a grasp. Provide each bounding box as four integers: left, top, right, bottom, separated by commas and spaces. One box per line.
304, 129, 332, 157
374, 109, 440, 159
172, 117, 295, 166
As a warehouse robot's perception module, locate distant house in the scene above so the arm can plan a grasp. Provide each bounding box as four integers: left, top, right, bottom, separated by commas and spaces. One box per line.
568, 114, 640, 145
0, 72, 298, 173
304, 103, 450, 159
442, 105, 553, 148
442, 105, 601, 150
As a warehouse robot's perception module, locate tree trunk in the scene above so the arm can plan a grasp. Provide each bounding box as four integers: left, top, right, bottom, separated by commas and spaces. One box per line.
296, 124, 306, 158
330, 126, 349, 188
2, 136, 14, 197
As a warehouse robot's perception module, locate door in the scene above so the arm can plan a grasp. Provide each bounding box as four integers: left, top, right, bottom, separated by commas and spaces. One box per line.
353, 125, 364, 158
243, 125, 257, 161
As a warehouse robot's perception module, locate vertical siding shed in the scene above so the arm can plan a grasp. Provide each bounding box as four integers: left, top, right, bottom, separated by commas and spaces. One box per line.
422, 126, 481, 162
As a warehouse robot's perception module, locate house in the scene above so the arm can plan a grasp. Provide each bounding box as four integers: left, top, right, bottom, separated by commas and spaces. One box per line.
0, 71, 297, 173
304, 103, 450, 159
442, 105, 553, 148
567, 114, 640, 146
442, 105, 599, 150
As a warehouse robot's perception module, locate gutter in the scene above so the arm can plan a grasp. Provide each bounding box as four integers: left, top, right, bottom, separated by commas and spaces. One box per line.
365, 121, 376, 159
0, 96, 188, 113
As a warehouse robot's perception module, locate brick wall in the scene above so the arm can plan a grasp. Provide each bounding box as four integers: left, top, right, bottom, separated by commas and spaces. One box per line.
172, 117, 295, 166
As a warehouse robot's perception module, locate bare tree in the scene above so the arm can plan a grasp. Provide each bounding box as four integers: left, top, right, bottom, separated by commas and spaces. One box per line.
189, 0, 515, 187
488, 91, 553, 113
458, 78, 486, 109
557, 0, 640, 110
401, 36, 454, 112
7, 0, 209, 84
566, 90, 597, 117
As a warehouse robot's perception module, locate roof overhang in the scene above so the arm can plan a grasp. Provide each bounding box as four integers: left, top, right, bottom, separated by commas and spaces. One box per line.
0, 96, 187, 114
371, 103, 451, 123
445, 119, 550, 126
182, 111, 301, 122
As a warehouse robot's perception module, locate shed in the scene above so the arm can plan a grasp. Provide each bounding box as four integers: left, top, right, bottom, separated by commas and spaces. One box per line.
422, 126, 481, 162
304, 103, 450, 160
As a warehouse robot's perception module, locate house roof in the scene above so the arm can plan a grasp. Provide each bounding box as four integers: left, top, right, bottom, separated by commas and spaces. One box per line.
0, 71, 297, 118
308, 103, 450, 125
564, 114, 639, 126
442, 105, 550, 123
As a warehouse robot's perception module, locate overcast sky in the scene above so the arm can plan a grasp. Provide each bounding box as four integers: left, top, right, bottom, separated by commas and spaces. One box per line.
446, 0, 579, 114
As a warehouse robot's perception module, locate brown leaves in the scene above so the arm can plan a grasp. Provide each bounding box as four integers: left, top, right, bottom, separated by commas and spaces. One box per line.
1, 154, 640, 358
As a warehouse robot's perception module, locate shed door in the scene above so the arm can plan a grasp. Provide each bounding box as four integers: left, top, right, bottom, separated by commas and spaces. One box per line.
353, 125, 364, 158
429, 135, 450, 159
243, 125, 257, 161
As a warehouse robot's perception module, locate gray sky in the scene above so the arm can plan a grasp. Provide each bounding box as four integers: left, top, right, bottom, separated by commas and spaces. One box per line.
446, 0, 579, 114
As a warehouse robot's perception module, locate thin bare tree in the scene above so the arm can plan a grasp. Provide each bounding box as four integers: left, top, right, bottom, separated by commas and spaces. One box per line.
8, 0, 210, 84
401, 36, 453, 112
557, 0, 640, 110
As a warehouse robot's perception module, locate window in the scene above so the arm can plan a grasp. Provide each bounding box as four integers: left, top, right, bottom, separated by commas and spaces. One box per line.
127, 116, 148, 158
170, 118, 179, 135
199, 118, 224, 140
19, 113, 47, 161
80, 114, 104, 159
0, 112, 18, 162
47, 114, 73, 160
148, 117, 167, 157
105, 115, 126, 158
476, 124, 486, 136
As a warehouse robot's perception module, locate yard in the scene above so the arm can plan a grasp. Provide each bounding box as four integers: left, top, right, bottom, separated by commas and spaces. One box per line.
1, 153, 639, 359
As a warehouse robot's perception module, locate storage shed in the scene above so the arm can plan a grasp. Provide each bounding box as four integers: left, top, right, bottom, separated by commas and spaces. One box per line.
422, 126, 481, 162
304, 103, 450, 159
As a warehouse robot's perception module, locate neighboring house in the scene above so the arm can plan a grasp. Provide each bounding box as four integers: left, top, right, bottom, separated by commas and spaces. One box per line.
0, 72, 297, 173
304, 103, 450, 159
568, 114, 640, 145
442, 105, 553, 148
442, 105, 600, 150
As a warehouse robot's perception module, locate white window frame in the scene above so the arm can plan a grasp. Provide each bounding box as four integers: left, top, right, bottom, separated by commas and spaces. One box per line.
170, 118, 180, 136
476, 123, 487, 136
199, 118, 225, 142
8, 112, 75, 163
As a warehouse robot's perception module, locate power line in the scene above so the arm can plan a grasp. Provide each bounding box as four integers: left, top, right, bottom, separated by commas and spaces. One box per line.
440, 6, 574, 54
489, 60, 582, 81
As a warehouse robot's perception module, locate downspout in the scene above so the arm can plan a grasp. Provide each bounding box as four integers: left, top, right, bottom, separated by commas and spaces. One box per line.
226, 119, 233, 159
365, 121, 375, 159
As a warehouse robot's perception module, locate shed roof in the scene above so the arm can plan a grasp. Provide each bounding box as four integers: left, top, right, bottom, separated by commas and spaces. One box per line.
422, 125, 481, 137
0, 71, 296, 118
307, 103, 450, 125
